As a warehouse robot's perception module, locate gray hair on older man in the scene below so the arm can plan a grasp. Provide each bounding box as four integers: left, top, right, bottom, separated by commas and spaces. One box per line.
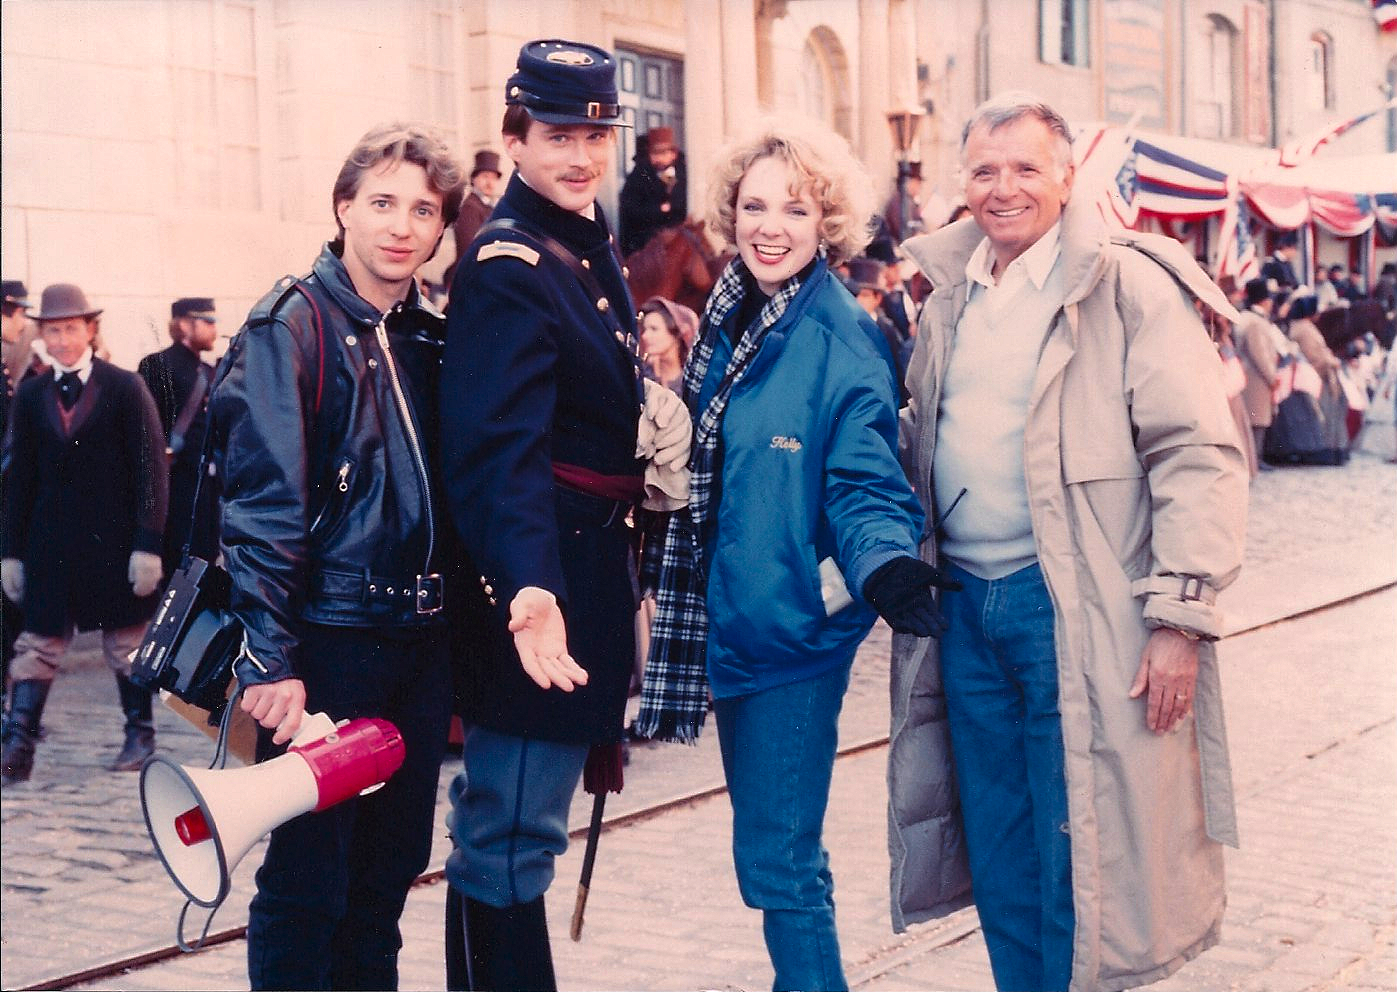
959, 91, 1074, 175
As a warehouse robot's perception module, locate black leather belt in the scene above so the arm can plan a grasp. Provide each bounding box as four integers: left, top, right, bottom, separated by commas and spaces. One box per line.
312, 570, 444, 615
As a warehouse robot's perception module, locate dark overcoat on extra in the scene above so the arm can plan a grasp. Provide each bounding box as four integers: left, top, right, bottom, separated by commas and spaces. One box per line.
441, 173, 643, 744
1, 360, 167, 635
137, 342, 218, 569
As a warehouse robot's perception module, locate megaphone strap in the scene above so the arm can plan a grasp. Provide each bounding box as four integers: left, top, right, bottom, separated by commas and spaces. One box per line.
208, 682, 246, 771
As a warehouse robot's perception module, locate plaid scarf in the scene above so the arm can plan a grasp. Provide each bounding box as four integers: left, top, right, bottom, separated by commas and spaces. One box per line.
634, 255, 812, 743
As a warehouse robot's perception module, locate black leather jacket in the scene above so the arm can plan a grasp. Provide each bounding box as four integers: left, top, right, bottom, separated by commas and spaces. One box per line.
211, 245, 447, 685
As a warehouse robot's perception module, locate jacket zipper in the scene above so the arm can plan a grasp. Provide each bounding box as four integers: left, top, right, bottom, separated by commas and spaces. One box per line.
373, 316, 435, 574
309, 457, 354, 534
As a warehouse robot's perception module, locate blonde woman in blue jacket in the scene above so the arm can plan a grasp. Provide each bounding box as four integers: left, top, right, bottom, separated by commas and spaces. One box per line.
637, 119, 959, 992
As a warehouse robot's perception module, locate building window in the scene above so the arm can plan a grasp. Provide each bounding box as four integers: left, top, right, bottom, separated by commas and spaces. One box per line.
1040, 0, 1090, 68
169, 0, 263, 211
409, 0, 460, 153
1192, 14, 1239, 139
800, 28, 852, 141
1304, 33, 1334, 111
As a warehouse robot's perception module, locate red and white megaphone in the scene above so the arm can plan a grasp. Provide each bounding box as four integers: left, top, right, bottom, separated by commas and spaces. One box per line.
139, 712, 405, 908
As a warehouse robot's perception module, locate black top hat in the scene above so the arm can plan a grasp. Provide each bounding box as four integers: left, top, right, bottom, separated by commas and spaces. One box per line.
2, 280, 31, 308
506, 39, 630, 127
33, 283, 102, 322
471, 150, 503, 178
171, 297, 216, 319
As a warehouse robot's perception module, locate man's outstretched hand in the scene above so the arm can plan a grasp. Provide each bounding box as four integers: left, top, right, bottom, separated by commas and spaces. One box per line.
509, 587, 589, 691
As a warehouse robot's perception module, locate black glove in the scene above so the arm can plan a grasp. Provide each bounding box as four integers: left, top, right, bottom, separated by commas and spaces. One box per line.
862, 556, 962, 638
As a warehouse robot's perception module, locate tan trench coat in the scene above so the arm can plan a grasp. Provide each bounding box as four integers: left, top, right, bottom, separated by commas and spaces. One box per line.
889, 201, 1249, 992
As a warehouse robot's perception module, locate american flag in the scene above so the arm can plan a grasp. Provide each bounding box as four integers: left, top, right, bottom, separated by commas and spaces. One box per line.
1276, 97, 1397, 167
1216, 191, 1259, 284
1110, 148, 1140, 228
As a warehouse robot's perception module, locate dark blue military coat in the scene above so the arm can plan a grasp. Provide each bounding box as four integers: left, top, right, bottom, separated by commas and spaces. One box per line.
442, 173, 644, 743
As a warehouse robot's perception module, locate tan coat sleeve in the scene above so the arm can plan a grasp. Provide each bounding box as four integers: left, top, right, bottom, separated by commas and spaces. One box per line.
1116, 252, 1249, 638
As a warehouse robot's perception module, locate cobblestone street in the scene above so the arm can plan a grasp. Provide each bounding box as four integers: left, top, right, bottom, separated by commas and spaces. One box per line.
2, 452, 1394, 991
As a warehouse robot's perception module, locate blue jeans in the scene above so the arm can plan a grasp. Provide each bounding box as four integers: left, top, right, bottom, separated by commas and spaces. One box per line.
940, 561, 1074, 992
714, 662, 851, 992
445, 725, 589, 907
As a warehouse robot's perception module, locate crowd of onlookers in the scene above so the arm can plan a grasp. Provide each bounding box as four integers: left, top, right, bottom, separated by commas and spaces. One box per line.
1214, 243, 1396, 475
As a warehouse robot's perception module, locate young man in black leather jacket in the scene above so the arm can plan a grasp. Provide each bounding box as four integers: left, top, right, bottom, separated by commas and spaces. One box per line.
209, 122, 464, 991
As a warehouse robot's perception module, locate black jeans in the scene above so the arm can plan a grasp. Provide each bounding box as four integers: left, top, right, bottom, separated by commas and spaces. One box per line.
246, 622, 451, 991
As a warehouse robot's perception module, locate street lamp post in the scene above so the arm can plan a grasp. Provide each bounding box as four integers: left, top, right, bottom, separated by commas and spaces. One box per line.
886, 109, 925, 244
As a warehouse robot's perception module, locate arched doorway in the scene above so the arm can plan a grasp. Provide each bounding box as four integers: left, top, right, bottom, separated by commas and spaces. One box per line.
801, 27, 852, 141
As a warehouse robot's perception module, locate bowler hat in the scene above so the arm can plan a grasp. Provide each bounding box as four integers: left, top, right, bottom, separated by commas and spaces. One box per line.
33, 283, 102, 322
471, 150, 503, 178
2, 280, 31, 308
506, 39, 630, 127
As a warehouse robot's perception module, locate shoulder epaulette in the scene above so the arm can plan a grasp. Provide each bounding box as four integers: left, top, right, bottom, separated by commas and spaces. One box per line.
246, 275, 305, 327
476, 240, 541, 266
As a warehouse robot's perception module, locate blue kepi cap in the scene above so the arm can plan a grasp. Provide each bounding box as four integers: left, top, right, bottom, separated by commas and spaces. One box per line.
506, 39, 630, 127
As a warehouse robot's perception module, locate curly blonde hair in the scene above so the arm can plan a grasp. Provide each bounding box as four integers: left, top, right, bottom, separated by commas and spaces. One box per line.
707, 117, 875, 266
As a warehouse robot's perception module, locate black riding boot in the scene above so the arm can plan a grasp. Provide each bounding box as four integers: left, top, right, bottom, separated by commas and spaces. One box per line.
2, 679, 52, 785
445, 886, 557, 992
110, 673, 155, 771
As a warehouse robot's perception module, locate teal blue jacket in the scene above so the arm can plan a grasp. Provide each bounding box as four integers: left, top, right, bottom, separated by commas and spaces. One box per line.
698, 262, 923, 697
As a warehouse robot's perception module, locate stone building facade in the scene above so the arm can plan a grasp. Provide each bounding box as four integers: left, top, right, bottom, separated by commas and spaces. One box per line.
2, 0, 1391, 366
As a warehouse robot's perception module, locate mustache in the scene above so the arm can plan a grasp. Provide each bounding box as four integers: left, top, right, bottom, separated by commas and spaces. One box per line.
561, 169, 602, 182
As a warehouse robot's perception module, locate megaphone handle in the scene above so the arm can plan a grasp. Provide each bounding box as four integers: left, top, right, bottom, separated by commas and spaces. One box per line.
289, 711, 337, 748
176, 897, 223, 954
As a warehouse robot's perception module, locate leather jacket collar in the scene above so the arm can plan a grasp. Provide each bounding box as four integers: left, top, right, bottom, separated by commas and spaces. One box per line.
311, 243, 432, 326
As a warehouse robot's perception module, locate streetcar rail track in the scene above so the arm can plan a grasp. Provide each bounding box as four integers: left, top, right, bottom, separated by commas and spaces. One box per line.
18, 733, 895, 991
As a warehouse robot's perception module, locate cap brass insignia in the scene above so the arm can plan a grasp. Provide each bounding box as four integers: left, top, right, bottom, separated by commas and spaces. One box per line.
545, 49, 594, 66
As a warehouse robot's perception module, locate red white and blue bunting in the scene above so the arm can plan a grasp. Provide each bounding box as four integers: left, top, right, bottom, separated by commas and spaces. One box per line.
1074, 101, 1397, 280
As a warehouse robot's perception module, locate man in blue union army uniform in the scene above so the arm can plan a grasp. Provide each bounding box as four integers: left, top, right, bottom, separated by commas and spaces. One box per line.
440, 38, 690, 992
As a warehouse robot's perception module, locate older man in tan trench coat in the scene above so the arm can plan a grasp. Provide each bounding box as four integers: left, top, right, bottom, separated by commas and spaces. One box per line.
888, 92, 1248, 992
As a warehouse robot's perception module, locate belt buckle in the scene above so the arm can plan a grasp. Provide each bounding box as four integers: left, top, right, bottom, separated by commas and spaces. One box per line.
1178, 575, 1205, 602
415, 573, 444, 615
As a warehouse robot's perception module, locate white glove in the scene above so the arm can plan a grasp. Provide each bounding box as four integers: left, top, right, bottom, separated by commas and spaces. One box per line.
2, 558, 24, 604
128, 551, 163, 598
640, 379, 692, 470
